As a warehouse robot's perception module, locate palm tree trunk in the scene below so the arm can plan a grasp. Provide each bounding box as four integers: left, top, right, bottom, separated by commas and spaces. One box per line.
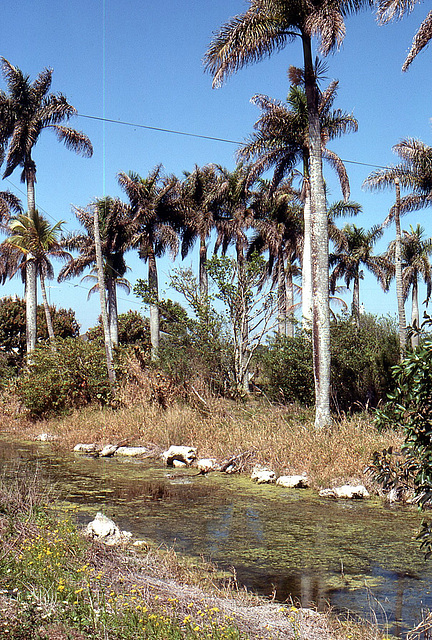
26, 178, 37, 354
148, 250, 159, 360
39, 273, 56, 351
303, 36, 331, 429
411, 277, 419, 349
94, 205, 115, 385
286, 269, 294, 339
277, 256, 287, 337
199, 236, 208, 300
352, 275, 360, 327
301, 176, 312, 330
107, 277, 119, 347
394, 178, 407, 359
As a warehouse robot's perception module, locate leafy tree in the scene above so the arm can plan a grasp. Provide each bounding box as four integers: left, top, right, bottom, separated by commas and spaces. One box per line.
87, 310, 149, 348
0, 297, 78, 365
372, 315, 432, 557
204, 0, 373, 428
0, 58, 92, 352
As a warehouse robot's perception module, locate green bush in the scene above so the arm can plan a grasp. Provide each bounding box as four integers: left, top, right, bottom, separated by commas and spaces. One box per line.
260, 314, 399, 412
15, 338, 113, 419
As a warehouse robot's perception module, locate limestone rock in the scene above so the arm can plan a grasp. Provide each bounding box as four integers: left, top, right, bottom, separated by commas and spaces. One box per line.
196, 458, 217, 473
73, 443, 100, 454
35, 433, 58, 442
251, 466, 276, 484
100, 444, 119, 458
319, 484, 369, 499
84, 512, 131, 545
276, 474, 309, 489
173, 459, 187, 468
115, 446, 149, 457
162, 445, 197, 466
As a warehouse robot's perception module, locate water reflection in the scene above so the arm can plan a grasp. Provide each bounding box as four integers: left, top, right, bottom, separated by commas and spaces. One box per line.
0, 436, 431, 636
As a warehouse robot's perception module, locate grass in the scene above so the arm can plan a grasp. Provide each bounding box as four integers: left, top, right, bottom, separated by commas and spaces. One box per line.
0, 465, 396, 640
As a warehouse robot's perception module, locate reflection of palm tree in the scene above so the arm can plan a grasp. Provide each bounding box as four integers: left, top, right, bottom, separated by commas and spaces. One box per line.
5, 211, 69, 348
329, 224, 389, 325
204, 0, 372, 428
377, 0, 432, 71
118, 167, 180, 360
387, 224, 432, 348
239, 78, 357, 325
59, 197, 133, 347
0, 58, 93, 352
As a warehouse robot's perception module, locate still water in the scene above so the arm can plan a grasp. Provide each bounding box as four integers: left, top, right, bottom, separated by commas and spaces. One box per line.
1, 436, 431, 636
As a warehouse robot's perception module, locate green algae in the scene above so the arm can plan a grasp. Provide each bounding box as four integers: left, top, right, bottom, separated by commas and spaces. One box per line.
0, 435, 431, 636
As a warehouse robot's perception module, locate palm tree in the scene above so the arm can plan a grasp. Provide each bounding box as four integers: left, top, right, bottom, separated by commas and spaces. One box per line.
239, 76, 358, 326
387, 224, 432, 349
329, 224, 389, 325
180, 164, 219, 300
0, 58, 93, 353
249, 179, 303, 337
204, 0, 373, 427
59, 197, 133, 348
364, 138, 432, 357
4, 211, 70, 349
376, 1, 432, 71
118, 166, 180, 360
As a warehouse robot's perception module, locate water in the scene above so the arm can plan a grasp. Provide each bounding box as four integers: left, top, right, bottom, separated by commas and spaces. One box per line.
1, 436, 431, 636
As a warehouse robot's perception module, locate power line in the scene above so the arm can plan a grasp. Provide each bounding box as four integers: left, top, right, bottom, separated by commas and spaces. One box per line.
77, 111, 387, 170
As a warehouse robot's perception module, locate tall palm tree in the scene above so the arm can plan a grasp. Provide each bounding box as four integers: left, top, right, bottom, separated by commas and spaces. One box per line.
387, 224, 432, 349
376, 1, 432, 71
249, 178, 303, 337
212, 163, 255, 267
180, 164, 219, 300
59, 197, 133, 348
364, 138, 432, 356
239, 76, 358, 326
0, 58, 93, 353
204, 0, 373, 427
118, 166, 180, 360
329, 224, 389, 325
4, 211, 70, 349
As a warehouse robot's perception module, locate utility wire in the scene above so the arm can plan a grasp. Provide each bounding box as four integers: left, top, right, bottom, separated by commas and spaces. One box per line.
77, 112, 388, 170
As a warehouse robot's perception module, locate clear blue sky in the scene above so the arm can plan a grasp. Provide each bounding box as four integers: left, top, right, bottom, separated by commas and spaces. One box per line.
0, 1, 431, 331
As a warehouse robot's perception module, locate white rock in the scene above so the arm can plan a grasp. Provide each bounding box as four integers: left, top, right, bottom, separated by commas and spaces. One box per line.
85, 512, 120, 539
276, 474, 309, 489
100, 444, 118, 458
115, 446, 149, 457
162, 445, 197, 466
251, 466, 277, 484
319, 484, 369, 499
35, 433, 57, 442
73, 443, 100, 453
173, 459, 187, 468
197, 458, 217, 473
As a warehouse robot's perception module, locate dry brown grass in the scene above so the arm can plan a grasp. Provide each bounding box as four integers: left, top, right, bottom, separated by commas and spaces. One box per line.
0, 381, 403, 490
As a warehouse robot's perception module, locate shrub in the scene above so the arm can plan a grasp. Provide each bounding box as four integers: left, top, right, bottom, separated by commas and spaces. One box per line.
260, 314, 399, 412
15, 338, 113, 419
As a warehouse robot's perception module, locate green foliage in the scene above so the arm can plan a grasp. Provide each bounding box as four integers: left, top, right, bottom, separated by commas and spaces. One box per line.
87, 310, 150, 347
0, 297, 79, 366
260, 314, 399, 412
371, 317, 432, 556
15, 338, 113, 419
